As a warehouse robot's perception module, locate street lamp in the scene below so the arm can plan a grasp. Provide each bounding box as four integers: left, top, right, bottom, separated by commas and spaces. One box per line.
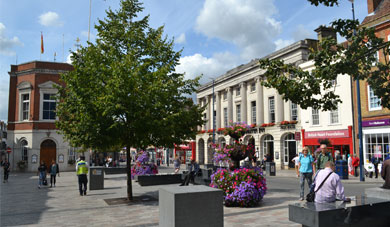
349, 0, 365, 181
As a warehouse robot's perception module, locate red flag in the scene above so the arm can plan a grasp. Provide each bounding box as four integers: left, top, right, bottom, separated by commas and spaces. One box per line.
41, 32, 44, 54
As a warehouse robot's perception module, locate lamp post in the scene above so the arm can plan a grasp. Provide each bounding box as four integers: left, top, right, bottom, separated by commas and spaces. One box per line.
349, 0, 364, 181
212, 79, 215, 144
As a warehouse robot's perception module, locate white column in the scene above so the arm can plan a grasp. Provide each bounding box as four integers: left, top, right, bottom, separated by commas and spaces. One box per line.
227, 87, 233, 124
241, 82, 247, 123
216, 91, 221, 129
275, 93, 284, 123
256, 77, 264, 125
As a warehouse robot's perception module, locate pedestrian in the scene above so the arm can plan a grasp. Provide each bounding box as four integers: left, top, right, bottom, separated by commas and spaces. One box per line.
180, 159, 200, 186
316, 144, 333, 171
292, 154, 300, 178
174, 156, 181, 174
37, 161, 47, 189
352, 155, 360, 177
366, 160, 375, 178
298, 147, 315, 201
3, 159, 10, 183
347, 154, 353, 176
49, 160, 60, 187
314, 161, 351, 203
371, 157, 380, 178
381, 158, 390, 189
76, 156, 89, 196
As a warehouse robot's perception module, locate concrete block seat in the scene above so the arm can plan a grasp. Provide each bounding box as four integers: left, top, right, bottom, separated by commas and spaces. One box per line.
159, 185, 223, 227
136, 173, 182, 186
181, 168, 212, 186
104, 167, 128, 175
289, 196, 390, 227
365, 187, 390, 200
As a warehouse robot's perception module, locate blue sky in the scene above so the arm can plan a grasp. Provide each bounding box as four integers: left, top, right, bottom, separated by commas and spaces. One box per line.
0, 0, 367, 122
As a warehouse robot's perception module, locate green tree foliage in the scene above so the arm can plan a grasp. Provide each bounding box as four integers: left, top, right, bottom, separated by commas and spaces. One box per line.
259, 0, 390, 111
56, 0, 205, 200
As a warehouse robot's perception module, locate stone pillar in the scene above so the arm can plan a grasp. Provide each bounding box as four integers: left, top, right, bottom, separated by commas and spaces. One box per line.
241, 82, 247, 123
256, 77, 264, 125
227, 87, 233, 124
275, 93, 284, 123
216, 91, 221, 129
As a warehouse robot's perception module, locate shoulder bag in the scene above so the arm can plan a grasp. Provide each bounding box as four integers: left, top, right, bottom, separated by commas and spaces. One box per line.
306, 171, 333, 202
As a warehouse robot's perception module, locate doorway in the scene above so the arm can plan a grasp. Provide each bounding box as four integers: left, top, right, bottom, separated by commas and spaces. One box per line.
40, 139, 56, 168
283, 133, 297, 168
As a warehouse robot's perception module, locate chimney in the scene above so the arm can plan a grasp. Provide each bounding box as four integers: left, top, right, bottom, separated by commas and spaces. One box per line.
367, 0, 382, 14
314, 25, 337, 43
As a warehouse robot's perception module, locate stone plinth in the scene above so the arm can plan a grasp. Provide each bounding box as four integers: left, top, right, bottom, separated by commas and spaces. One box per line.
159, 185, 223, 227
365, 187, 390, 200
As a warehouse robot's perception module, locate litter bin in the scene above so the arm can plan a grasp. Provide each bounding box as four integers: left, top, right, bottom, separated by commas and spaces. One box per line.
89, 166, 104, 190
266, 162, 276, 176
335, 160, 348, 179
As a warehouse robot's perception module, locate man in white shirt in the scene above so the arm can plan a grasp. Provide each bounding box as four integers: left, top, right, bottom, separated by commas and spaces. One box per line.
292, 154, 300, 178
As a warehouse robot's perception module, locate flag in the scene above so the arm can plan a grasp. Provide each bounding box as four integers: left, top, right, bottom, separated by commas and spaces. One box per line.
41, 32, 44, 54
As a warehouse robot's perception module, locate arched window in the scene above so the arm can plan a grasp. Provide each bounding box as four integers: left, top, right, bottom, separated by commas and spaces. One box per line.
21, 140, 28, 162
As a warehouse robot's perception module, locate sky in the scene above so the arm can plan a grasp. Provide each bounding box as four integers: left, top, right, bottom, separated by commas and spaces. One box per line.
0, 0, 368, 122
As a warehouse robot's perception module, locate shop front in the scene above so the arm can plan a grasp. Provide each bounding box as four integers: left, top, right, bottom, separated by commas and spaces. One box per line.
362, 119, 390, 169
301, 126, 353, 159
174, 141, 196, 164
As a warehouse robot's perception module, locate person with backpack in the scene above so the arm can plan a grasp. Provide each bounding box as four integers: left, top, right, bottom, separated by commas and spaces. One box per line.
316, 144, 333, 171
37, 161, 48, 189
298, 147, 315, 201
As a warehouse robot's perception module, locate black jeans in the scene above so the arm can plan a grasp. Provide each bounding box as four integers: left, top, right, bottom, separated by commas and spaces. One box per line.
78, 174, 88, 195
50, 175, 56, 186
183, 171, 196, 185
354, 167, 359, 177
4, 171, 9, 181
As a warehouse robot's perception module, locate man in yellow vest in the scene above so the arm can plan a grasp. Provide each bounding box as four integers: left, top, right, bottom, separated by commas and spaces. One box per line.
76, 156, 89, 196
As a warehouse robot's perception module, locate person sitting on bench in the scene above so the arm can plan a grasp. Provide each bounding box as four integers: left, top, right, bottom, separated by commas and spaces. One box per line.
180, 159, 199, 186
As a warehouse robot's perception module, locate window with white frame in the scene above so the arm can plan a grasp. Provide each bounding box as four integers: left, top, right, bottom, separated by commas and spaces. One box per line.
21, 94, 30, 121
330, 107, 339, 124
203, 113, 207, 128
250, 83, 256, 92
68, 147, 77, 161
312, 108, 319, 125
368, 85, 382, 111
21, 140, 28, 162
42, 93, 56, 120
236, 87, 240, 96
251, 101, 256, 124
223, 91, 227, 100
224, 108, 228, 127
330, 76, 337, 87
269, 96, 275, 123
236, 104, 241, 122
291, 102, 298, 121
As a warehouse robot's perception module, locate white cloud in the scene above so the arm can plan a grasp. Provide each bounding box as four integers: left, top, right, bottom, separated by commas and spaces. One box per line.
0, 23, 23, 56
292, 24, 312, 41
66, 53, 72, 64
39, 12, 63, 27
176, 52, 239, 84
274, 39, 294, 51
176, 33, 186, 44
195, 0, 281, 60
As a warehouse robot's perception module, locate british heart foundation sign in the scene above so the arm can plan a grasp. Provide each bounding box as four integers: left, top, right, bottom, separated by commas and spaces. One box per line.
305, 129, 349, 139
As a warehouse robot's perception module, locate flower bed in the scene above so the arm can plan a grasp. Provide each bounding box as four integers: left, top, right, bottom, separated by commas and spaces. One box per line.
131, 150, 158, 179
210, 167, 267, 207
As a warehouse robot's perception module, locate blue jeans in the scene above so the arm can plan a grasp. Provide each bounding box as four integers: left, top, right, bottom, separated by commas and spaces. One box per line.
39, 172, 46, 186
300, 172, 313, 199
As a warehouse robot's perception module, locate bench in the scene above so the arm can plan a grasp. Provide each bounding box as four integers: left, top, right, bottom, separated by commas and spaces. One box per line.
136, 173, 182, 186
365, 187, 390, 200
159, 185, 223, 227
182, 168, 212, 186
104, 167, 128, 175
289, 196, 390, 227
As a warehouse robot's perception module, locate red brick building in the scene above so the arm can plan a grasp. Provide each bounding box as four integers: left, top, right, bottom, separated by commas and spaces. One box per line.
6, 61, 84, 171
352, 0, 390, 169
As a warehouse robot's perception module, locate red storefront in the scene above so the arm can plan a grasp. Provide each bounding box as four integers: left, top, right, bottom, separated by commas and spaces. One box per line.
174, 141, 196, 164
301, 126, 353, 158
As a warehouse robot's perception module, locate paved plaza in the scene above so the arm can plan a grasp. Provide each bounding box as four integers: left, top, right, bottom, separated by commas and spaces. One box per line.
0, 165, 384, 227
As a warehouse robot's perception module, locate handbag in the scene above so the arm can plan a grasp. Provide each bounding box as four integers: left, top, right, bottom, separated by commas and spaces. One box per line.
306, 171, 333, 202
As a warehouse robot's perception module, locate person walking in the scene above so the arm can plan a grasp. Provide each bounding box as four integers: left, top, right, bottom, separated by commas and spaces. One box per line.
316, 144, 333, 171
292, 154, 300, 178
314, 161, 351, 203
347, 154, 353, 176
174, 157, 181, 174
352, 155, 360, 177
49, 160, 60, 188
76, 156, 89, 196
298, 147, 315, 201
37, 161, 47, 189
3, 159, 10, 183
371, 157, 380, 178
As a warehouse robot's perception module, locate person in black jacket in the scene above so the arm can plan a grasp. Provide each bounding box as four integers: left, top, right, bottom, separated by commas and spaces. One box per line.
49, 160, 60, 188
37, 161, 47, 189
3, 159, 10, 183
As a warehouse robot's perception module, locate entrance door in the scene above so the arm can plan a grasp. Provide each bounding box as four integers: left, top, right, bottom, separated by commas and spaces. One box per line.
288, 141, 297, 168
40, 139, 56, 169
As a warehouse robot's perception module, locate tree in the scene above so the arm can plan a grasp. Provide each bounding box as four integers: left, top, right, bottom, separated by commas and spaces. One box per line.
259, 0, 390, 111
56, 0, 205, 200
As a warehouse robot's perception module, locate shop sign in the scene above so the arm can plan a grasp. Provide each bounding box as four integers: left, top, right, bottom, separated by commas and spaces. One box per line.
294, 132, 301, 141
362, 119, 390, 127
305, 129, 349, 139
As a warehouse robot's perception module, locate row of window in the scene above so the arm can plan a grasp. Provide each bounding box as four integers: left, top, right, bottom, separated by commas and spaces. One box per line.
20, 93, 57, 121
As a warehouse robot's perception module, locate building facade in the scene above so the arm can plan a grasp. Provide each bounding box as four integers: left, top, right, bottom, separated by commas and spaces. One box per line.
353, 0, 390, 169
6, 61, 87, 172
196, 39, 319, 170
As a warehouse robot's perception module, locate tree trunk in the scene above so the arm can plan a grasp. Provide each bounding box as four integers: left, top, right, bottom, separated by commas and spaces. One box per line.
126, 146, 133, 201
